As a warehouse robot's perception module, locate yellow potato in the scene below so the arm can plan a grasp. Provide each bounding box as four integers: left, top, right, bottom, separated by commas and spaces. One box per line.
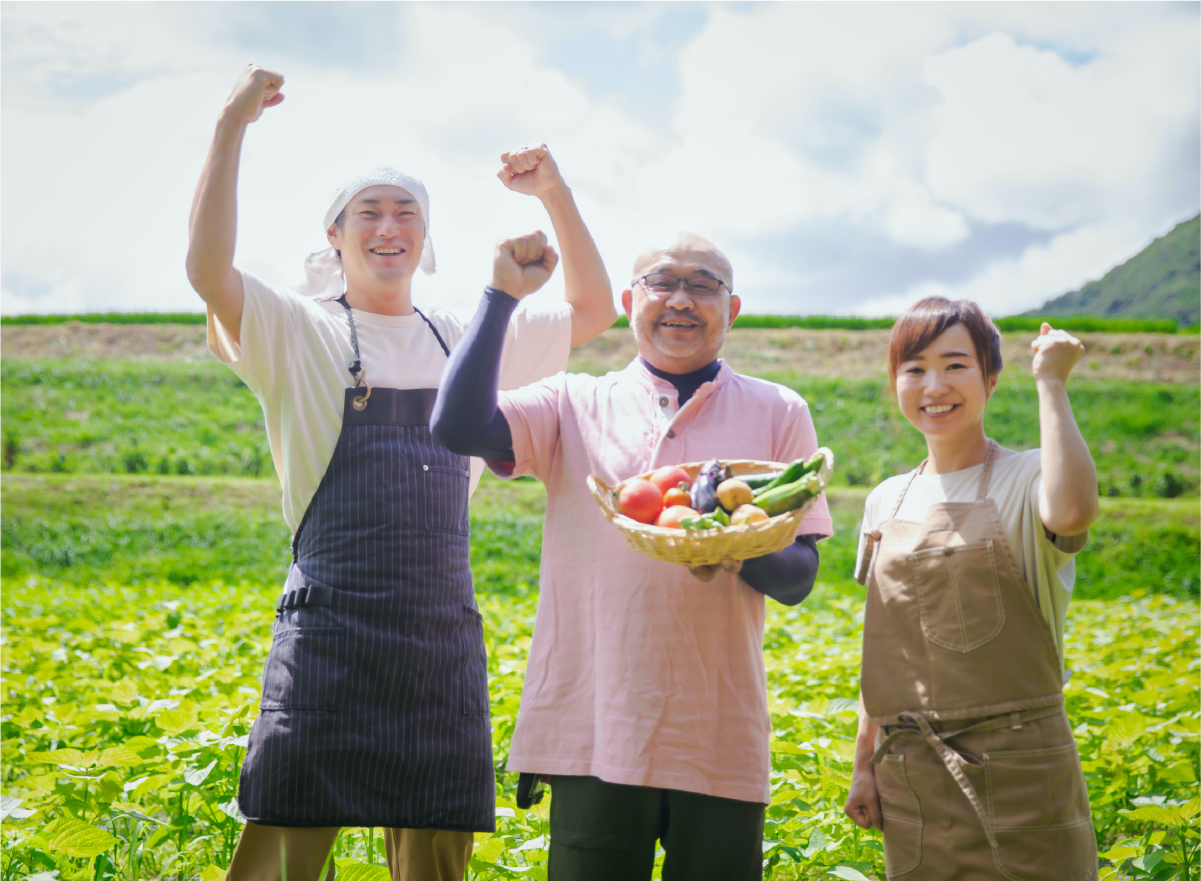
716, 479, 754, 511
730, 504, 769, 526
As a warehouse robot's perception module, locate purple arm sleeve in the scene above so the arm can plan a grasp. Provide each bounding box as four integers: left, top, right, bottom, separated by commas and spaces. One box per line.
739, 533, 820, 606
430, 287, 516, 461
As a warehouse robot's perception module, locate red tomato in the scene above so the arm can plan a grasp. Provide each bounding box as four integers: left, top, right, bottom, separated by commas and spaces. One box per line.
656, 505, 699, 528
649, 465, 691, 496
618, 478, 665, 524
663, 487, 692, 508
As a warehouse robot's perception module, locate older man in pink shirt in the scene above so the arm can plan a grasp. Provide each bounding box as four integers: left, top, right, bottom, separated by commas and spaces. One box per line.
432, 149, 831, 881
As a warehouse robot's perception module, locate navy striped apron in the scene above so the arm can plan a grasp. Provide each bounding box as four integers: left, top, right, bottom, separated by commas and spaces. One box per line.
238, 299, 495, 832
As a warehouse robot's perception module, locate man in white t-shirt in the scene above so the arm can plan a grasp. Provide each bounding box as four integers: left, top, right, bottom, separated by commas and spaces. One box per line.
186, 66, 617, 881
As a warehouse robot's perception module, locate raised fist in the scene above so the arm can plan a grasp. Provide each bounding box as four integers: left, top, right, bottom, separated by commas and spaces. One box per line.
491, 230, 560, 299
223, 65, 285, 125
1030, 322, 1085, 385
497, 144, 566, 198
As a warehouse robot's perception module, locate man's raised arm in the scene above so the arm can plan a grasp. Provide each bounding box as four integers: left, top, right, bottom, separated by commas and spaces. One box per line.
431, 232, 559, 459
498, 145, 619, 346
185, 65, 285, 343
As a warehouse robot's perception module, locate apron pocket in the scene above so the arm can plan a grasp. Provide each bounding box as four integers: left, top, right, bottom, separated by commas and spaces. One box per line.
462, 605, 490, 715
876, 754, 922, 877
425, 465, 470, 535
984, 742, 1096, 881
910, 540, 1005, 653
260, 626, 348, 711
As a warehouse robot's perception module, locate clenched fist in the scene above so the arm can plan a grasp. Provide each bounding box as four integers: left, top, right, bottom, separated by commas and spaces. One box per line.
497, 144, 566, 198
1030, 322, 1085, 385
223, 65, 285, 126
491, 230, 559, 299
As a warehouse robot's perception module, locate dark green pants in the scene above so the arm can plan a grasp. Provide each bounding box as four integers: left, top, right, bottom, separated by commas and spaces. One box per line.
547, 775, 765, 881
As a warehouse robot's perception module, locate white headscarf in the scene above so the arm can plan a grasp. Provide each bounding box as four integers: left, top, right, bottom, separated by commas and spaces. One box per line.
295, 167, 436, 300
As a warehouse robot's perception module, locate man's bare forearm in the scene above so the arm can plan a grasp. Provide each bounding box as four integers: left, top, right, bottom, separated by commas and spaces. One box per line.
186, 112, 247, 336
539, 185, 617, 346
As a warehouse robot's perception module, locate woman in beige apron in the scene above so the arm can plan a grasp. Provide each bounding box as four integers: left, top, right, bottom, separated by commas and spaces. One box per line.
844, 297, 1101, 881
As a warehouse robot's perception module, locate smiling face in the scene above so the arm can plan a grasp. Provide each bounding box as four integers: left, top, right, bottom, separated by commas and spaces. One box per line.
894, 322, 998, 441
326, 185, 425, 293
621, 235, 741, 374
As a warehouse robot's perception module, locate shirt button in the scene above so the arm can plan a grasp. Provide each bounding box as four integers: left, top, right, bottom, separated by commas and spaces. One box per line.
423, 465, 429, 471
666, 430, 675, 439
943, 546, 953, 556
658, 396, 670, 407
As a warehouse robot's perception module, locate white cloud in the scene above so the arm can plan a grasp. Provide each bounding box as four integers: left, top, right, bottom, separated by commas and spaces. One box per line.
1, 2, 1196, 317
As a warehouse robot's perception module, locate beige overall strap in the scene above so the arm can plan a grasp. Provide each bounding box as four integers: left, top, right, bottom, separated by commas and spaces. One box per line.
975, 439, 999, 501
889, 461, 927, 519
855, 463, 925, 585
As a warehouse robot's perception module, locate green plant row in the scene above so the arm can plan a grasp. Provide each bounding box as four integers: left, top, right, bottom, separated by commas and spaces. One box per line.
2, 476, 1197, 601
606, 314, 1197, 333
4, 312, 1195, 333
2, 577, 1196, 880
4, 359, 1196, 498
2, 312, 209, 326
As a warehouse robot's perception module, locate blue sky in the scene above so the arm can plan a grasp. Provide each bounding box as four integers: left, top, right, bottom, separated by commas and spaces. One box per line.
2, 1, 1198, 317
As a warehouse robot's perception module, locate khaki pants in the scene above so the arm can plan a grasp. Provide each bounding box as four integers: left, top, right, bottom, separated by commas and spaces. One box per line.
227, 823, 474, 881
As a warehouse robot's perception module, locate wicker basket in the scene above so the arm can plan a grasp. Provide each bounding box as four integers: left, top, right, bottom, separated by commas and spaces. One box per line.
587, 457, 831, 567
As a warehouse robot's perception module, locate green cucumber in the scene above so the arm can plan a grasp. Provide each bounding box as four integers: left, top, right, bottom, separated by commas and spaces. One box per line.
742, 472, 782, 490
756, 471, 822, 517
752, 459, 805, 497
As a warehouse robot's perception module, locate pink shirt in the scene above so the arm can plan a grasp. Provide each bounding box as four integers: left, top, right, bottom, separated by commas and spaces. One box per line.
494, 359, 833, 803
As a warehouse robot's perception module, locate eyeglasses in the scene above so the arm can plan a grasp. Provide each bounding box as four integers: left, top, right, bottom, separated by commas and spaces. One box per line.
634, 272, 731, 298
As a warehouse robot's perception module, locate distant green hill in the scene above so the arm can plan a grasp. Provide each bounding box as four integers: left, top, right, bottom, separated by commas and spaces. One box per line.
1028, 214, 1200, 325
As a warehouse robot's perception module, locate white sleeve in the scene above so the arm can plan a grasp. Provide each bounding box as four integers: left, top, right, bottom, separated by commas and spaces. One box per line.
854, 488, 883, 585
206, 270, 304, 399
498, 301, 573, 391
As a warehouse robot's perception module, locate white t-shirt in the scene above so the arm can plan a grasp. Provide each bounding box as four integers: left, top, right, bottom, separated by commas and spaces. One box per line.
855, 448, 1087, 673
208, 269, 572, 533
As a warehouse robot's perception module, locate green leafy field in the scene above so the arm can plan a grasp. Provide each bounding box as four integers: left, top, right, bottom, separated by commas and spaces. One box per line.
4, 358, 1197, 497
2, 350, 1198, 880
3, 570, 1197, 880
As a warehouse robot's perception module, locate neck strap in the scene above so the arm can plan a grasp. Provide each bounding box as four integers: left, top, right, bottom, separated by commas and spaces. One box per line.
889, 438, 998, 517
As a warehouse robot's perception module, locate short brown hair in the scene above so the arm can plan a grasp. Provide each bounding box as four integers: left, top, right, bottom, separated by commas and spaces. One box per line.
888, 297, 1003, 390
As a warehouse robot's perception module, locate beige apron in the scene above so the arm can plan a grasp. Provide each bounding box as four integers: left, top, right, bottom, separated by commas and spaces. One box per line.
856, 441, 1097, 881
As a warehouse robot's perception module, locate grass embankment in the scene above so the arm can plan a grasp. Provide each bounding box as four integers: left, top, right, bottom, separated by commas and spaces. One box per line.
2, 474, 1196, 601
4, 358, 1197, 497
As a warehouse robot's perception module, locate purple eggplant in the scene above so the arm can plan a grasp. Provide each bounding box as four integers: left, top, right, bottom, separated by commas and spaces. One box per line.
690, 459, 730, 514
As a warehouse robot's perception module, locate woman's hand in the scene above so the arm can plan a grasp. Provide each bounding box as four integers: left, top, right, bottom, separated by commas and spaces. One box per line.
1030, 322, 1085, 386
844, 766, 883, 830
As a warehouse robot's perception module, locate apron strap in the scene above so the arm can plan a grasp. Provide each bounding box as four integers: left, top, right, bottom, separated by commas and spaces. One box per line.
975, 439, 999, 501
871, 705, 1063, 852
412, 306, 451, 358
888, 461, 926, 519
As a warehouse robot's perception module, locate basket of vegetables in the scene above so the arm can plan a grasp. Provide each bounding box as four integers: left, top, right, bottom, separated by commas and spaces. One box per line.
586, 449, 833, 567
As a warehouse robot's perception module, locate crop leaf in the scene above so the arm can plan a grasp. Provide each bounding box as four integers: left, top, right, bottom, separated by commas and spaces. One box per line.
184, 759, 218, 785
829, 867, 872, 881
1132, 850, 1165, 872
0, 795, 36, 820
109, 679, 139, 704
472, 836, 506, 863
1120, 805, 1188, 826
198, 866, 226, 881
43, 817, 118, 858
97, 747, 143, 768
336, 863, 390, 881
